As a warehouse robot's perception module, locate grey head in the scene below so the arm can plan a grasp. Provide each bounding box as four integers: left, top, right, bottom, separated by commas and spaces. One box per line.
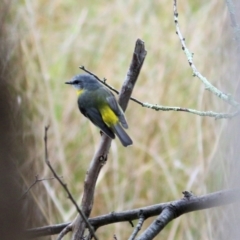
65, 74, 102, 90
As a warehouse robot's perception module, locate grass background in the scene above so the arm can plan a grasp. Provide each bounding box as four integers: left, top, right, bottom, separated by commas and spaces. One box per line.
5, 0, 240, 239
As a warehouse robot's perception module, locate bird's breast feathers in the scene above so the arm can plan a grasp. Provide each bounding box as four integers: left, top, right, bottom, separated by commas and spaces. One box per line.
76, 88, 85, 96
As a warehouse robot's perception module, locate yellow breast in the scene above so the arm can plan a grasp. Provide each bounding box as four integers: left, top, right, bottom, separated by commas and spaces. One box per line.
76, 89, 84, 96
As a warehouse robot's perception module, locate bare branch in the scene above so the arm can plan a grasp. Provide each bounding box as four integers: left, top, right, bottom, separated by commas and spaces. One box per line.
57, 225, 72, 240
118, 39, 147, 111
20, 175, 58, 200
79, 56, 240, 119
137, 207, 175, 240
79, 66, 142, 106
71, 39, 147, 240
128, 210, 145, 240
173, 0, 239, 108
70, 135, 111, 239
44, 126, 98, 240
26, 222, 71, 239
79, 66, 119, 95
72, 39, 147, 240
142, 103, 240, 119
136, 190, 240, 239
26, 188, 240, 239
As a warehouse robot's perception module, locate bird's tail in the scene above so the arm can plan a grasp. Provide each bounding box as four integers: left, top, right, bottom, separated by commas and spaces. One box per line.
112, 123, 133, 147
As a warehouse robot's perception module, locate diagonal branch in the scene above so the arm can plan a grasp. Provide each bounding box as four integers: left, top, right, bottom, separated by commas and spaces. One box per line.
70, 39, 147, 240
136, 190, 240, 239
173, 0, 239, 108
79, 66, 143, 106
43, 126, 98, 240
79, 57, 240, 120
128, 210, 145, 240
20, 175, 57, 200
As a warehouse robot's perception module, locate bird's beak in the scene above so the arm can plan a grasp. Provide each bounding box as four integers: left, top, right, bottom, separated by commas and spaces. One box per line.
65, 81, 72, 85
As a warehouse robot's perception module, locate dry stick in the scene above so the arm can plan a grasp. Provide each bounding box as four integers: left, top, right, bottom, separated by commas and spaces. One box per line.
57, 226, 72, 240
26, 188, 240, 239
136, 190, 240, 240
173, 0, 239, 108
128, 210, 145, 240
70, 134, 111, 240
139, 1, 240, 119
79, 66, 142, 106
71, 39, 147, 240
26, 222, 71, 239
43, 126, 98, 240
20, 175, 57, 200
80, 60, 240, 120
140, 104, 240, 119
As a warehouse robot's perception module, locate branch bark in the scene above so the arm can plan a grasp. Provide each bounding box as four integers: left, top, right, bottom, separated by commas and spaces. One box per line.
26, 188, 240, 239
136, 190, 240, 239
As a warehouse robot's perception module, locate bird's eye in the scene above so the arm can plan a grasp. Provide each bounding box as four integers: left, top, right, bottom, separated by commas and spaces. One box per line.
74, 80, 79, 84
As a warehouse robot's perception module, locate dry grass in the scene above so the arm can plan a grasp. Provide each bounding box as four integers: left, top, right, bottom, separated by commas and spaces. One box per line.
7, 0, 239, 239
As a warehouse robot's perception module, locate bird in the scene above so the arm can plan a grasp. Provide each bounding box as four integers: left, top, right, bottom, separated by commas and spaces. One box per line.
65, 74, 133, 147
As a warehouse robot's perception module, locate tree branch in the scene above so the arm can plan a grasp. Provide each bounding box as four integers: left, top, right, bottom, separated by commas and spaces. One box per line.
140, 103, 240, 119
136, 190, 240, 239
79, 49, 240, 119
20, 175, 58, 200
70, 39, 147, 240
26, 188, 240, 239
79, 66, 143, 106
43, 126, 98, 240
173, 0, 239, 108
128, 210, 145, 240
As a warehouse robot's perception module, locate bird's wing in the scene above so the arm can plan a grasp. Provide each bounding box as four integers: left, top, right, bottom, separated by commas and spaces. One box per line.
106, 94, 128, 129
85, 107, 115, 139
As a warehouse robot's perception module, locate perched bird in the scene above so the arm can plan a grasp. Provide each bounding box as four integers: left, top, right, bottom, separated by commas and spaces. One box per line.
65, 74, 133, 147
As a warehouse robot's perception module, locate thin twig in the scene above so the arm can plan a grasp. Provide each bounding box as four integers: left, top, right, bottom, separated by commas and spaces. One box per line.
26, 188, 240, 239
173, 0, 239, 108
128, 210, 145, 240
79, 66, 142, 105
20, 175, 57, 199
57, 225, 72, 240
79, 67, 240, 119
142, 103, 240, 119
137, 206, 174, 240
137, 189, 240, 239
44, 126, 98, 240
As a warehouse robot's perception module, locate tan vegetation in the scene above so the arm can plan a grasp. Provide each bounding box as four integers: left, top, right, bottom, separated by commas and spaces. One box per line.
6, 0, 238, 239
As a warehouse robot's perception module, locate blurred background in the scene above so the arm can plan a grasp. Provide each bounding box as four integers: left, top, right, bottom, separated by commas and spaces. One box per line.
2, 0, 240, 239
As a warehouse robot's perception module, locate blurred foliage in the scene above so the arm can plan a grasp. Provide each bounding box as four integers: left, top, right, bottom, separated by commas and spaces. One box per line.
5, 0, 240, 239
